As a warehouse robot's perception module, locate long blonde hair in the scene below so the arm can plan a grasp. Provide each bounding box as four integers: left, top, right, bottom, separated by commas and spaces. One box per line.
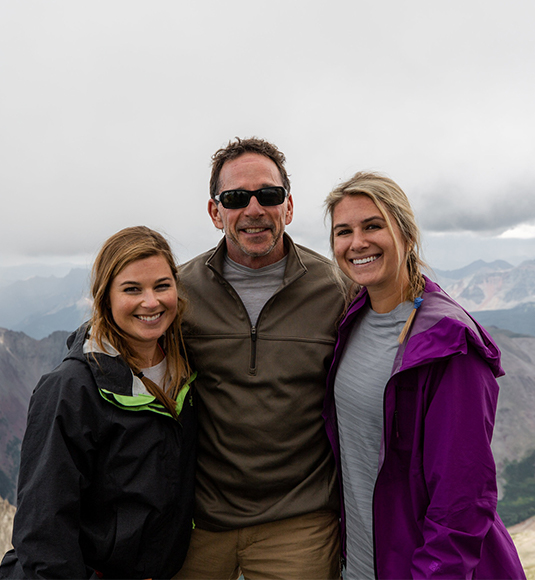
90, 226, 190, 417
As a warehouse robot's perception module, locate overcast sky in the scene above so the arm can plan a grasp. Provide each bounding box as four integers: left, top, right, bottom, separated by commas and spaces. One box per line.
1, 0, 534, 272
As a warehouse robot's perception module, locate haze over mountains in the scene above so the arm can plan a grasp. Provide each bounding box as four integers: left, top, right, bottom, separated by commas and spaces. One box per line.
0, 267, 90, 340
1, 258, 534, 339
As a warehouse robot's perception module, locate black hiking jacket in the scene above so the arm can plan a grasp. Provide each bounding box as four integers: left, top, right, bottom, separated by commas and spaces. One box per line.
0, 324, 196, 579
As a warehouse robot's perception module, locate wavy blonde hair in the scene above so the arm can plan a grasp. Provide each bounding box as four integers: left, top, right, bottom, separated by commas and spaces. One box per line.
90, 226, 190, 417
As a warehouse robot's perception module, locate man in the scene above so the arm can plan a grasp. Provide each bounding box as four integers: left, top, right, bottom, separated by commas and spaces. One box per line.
177, 137, 345, 579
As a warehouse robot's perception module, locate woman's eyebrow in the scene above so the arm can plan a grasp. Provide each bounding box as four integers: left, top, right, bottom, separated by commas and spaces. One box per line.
118, 276, 172, 286
333, 215, 385, 229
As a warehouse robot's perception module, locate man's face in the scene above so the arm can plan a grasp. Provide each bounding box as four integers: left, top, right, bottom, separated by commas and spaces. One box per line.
208, 152, 294, 269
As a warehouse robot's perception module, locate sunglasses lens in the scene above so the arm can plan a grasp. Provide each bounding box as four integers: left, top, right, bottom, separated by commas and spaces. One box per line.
258, 187, 286, 206
219, 187, 286, 209
220, 190, 250, 209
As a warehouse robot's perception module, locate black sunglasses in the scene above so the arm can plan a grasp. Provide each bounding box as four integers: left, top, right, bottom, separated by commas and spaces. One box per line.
214, 186, 288, 209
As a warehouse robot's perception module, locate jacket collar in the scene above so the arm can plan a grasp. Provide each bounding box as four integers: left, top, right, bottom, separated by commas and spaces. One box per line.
64, 323, 194, 417
204, 233, 307, 287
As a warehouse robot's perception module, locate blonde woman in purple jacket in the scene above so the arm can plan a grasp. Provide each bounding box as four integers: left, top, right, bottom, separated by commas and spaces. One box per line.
323, 172, 525, 579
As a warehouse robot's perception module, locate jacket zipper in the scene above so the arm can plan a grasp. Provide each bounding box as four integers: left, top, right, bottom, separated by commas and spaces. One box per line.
249, 325, 257, 375
213, 261, 306, 376
216, 275, 261, 375
372, 377, 400, 576
394, 409, 400, 438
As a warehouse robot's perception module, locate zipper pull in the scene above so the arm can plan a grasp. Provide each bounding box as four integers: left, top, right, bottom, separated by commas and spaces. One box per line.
249, 326, 258, 375
394, 410, 400, 438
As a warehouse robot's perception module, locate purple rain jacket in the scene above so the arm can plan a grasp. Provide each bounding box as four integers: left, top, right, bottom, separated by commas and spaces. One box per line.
323, 277, 526, 579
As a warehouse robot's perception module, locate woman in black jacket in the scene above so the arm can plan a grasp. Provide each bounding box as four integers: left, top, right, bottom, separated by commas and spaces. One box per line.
0, 226, 196, 579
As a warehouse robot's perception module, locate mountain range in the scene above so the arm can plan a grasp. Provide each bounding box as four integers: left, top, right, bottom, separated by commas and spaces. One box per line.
0, 329, 69, 503
434, 259, 535, 336
488, 328, 535, 492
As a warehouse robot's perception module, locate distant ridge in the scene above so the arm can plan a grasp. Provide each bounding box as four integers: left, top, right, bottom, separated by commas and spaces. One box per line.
434, 259, 513, 280
0, 328, 69, 503
487, 327, 535, 496
472, 303, 535, 337
0, 263, 85, 288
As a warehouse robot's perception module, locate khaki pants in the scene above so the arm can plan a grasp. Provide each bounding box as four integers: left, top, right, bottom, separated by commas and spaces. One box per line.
174, 510, 341, 580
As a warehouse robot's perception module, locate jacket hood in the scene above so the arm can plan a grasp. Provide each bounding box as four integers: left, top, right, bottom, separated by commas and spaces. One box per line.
64, 323, 136, 396
340, 277, 503, 379
400, 277, 503, 377
65, 322, 89, 363
63, 324, 195, 417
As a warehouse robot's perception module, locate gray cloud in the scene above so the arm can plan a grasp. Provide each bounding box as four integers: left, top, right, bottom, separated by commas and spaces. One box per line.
1, 0, 535, 270
415, 180, 535, 235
